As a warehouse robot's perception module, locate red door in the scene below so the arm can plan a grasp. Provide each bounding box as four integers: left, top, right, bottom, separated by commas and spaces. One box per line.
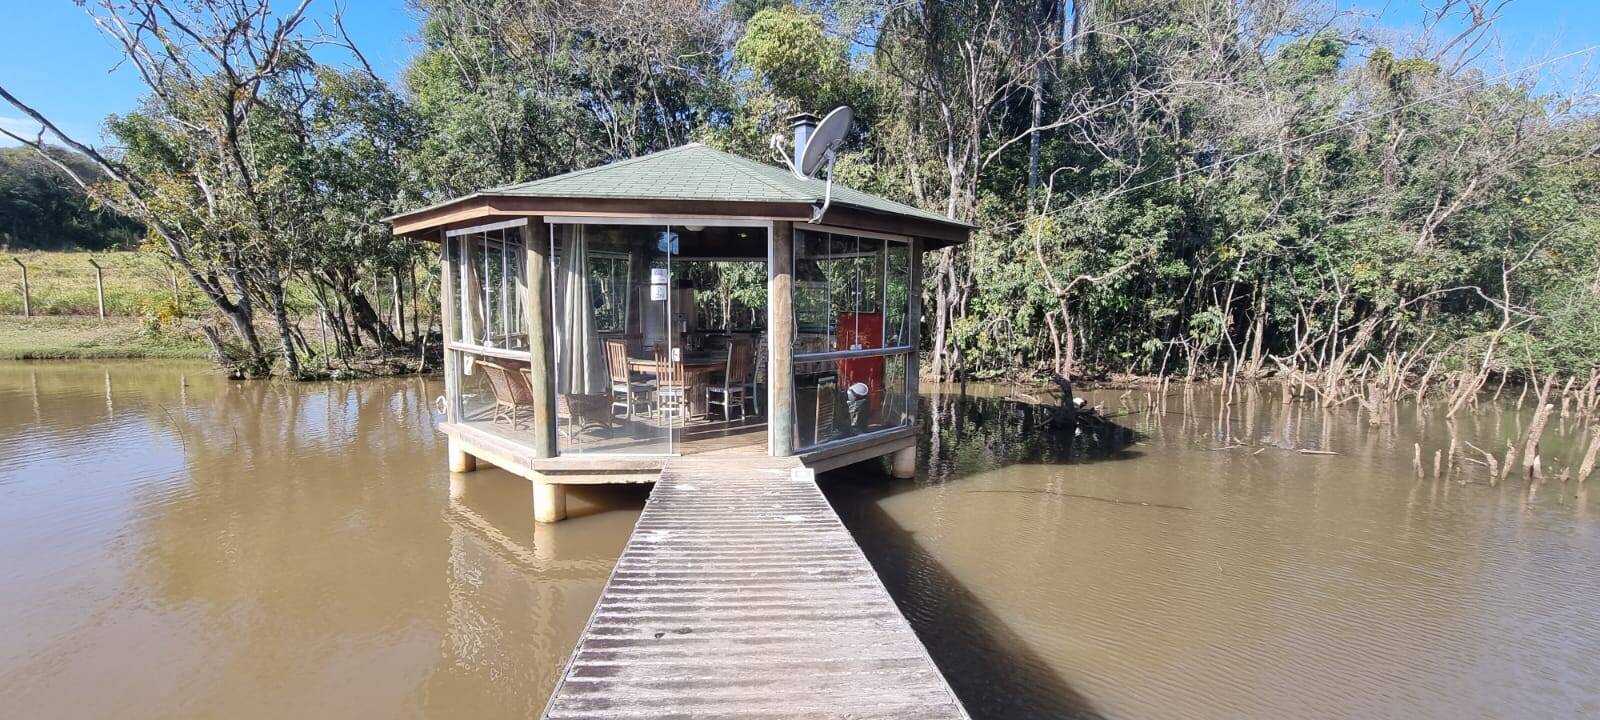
835, 312, 883, 424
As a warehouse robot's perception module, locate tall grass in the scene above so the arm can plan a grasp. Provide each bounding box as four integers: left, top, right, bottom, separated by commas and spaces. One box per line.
0, 251, 189, 317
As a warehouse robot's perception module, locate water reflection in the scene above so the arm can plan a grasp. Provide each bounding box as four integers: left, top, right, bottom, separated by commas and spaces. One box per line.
3, 363, 1598, 719
827, 383, 1600, 720
0, 361, 639, 719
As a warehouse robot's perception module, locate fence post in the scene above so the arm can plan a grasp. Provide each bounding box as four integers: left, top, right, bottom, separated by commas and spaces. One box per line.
88, 258, 106, 320
11, 258, 28, 317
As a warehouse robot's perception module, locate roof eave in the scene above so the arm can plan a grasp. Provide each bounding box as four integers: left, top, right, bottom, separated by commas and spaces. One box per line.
387, 193, 971, 247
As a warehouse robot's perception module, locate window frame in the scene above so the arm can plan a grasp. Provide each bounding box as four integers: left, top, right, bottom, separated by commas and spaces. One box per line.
791, 226, 916, 451
444, 225, 531, 359
587, 250, 631, 335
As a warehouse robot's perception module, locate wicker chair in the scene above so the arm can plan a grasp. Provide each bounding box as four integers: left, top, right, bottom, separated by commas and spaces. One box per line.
476, 360, 536, 429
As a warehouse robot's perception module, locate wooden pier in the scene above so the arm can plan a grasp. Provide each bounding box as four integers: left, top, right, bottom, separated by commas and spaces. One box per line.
541, 460, 969, 719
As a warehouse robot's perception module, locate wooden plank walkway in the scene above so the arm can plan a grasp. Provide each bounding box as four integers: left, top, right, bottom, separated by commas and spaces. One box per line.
541, 459, 969, 719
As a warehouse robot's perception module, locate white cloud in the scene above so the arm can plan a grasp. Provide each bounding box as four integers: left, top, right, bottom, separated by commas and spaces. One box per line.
0, 116, 43, 146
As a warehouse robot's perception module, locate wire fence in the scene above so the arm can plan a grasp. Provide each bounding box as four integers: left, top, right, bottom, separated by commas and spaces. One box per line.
1, 252, 186, 319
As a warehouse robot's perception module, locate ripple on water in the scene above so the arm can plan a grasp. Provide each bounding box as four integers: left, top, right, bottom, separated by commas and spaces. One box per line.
827, 387, 1600, 720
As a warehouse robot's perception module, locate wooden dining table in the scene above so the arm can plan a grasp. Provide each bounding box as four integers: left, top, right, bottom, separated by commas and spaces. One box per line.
626, 351, 727, 417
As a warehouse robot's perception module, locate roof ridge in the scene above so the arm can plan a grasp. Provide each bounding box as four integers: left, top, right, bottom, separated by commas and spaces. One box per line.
489, 144, 701, 193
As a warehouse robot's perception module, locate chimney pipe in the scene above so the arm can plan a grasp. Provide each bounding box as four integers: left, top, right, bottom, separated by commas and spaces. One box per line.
788, 112, 819, 171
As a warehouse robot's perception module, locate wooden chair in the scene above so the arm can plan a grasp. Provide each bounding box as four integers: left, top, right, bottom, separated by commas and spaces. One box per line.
707, 339, 753, 422
653, 344, 688, 423
813, 374, 838, 446
606, 338, 653, 420
743, 336, 766, 416
477, 360, 536, 429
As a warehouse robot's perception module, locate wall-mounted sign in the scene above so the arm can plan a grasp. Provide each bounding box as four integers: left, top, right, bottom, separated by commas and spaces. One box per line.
649, 267, 669, 300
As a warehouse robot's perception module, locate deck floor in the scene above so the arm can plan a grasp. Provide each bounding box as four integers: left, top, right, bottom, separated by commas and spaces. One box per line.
541, 461, 968, 719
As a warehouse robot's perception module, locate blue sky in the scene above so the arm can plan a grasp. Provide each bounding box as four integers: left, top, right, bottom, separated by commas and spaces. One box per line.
0, 0, 422, 147
1, 0, 1596, 148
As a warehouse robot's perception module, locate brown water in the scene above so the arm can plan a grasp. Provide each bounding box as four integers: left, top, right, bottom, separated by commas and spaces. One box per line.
2, 363, 1598, 719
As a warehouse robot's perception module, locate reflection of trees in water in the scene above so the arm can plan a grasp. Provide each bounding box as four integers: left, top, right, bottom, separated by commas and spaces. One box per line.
823, 391, 1134, 719
0, 362, 215, 446
919, 390, 1138, 485
831, 386, 1600, 719
0, 362, 642, 716
127, 374, 456, 692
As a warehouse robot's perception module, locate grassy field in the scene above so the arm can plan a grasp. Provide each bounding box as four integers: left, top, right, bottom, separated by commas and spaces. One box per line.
2, 250, 432, 365
0, 250, 192, 317
0, 250, 214, 360
0, 315, 212, 360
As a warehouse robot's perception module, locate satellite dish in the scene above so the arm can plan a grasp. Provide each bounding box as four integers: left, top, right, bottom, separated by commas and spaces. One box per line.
799, 106, 851, 178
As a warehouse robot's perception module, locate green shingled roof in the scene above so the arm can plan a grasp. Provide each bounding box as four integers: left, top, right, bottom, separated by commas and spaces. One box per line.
484, 143, 965, 228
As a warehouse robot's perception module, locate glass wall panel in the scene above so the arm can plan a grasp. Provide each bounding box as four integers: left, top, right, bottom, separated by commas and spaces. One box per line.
453, 227, 528, 352
552, 224, 675, 455
445, 226, 534, 444
791, 228, 915, 452
794, 231, 887, 353
446, 237, 463, 344
885, 242, 910, 347
451, 349, 498, 425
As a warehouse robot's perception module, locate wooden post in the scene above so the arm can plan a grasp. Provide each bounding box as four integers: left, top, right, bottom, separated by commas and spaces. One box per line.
770, 221, 795, 456
88, 258, 105, 319
391, 273, 404, 342
409, 258, 420, 343
12, 258, 29, 317
526, 217, 558, 459
527, 225, 568, 527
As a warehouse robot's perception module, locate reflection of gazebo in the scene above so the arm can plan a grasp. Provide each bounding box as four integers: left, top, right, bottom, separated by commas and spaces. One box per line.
389, 124, 969, 523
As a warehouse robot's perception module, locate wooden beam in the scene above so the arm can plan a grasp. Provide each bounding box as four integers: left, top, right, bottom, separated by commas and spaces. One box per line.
769, 221, 796, 456
526, 217, 558, 458
391, 196, 815, 237
390, 194, 971, 247
821, 206, 969, 246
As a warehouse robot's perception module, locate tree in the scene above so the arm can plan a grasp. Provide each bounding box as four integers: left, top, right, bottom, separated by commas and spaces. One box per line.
0, 146, 143, 250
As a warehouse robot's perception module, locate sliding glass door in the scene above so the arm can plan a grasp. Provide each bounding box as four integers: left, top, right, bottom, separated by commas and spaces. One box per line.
551, 223, 677, 455
445, 222, 531, 427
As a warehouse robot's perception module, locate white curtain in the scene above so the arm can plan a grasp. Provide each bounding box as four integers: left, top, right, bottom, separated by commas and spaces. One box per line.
558, 225, 609, 395
459, 236, 485, 347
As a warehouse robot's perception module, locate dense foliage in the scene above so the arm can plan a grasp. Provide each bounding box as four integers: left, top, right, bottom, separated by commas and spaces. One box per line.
0, 146, 143, 250
5, 0, 1596, 391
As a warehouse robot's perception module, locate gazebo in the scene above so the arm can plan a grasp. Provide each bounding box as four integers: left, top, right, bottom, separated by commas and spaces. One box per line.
388, 119, 969, 522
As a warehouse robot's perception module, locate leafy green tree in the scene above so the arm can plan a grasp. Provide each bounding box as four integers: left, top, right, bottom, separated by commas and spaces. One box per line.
0, 146, 143, 250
